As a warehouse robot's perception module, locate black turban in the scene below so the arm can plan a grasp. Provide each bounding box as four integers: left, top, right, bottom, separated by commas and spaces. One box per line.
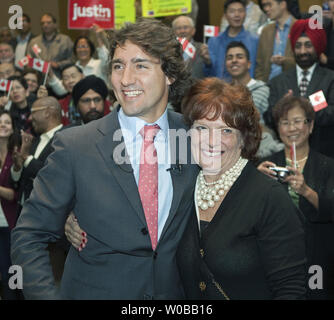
72, 75, 108, 107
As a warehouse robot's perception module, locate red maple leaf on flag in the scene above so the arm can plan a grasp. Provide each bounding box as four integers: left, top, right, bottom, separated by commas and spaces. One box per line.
35, 61, 41, 68
315, 95, 320, 102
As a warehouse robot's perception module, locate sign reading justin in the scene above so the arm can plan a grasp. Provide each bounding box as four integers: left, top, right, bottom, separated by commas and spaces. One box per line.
68, 0, 115, 29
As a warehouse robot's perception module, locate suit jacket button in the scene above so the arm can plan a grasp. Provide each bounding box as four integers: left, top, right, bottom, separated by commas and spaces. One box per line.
199, 281, 206, 292
153, 252, 158, 259
141, 228, 148, 235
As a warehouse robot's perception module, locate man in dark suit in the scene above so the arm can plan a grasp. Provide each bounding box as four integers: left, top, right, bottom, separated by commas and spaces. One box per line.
11, 96, 63, 211
266, 19, 334, 158
11, 19, 198, 299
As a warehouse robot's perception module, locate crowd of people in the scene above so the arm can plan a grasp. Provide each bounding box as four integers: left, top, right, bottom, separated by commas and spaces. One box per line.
0, 0, 334, 301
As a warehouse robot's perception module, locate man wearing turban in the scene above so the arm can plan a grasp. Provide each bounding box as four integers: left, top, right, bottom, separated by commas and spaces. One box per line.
71, 75, 111, 124
265, 18, 334, 159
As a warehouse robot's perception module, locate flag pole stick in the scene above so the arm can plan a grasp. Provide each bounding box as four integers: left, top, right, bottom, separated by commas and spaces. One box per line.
43, 63, 50, 86
7, 80, 12, 99
203, 26, 205, 44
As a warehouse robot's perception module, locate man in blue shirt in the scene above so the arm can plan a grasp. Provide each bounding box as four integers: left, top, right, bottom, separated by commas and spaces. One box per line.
202, 0, 258, 81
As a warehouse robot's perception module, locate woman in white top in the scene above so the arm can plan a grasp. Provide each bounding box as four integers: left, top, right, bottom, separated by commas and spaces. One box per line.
74, 36, 109, 86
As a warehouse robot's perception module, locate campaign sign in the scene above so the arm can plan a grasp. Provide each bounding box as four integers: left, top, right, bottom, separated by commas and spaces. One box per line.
68, 0, 115, 29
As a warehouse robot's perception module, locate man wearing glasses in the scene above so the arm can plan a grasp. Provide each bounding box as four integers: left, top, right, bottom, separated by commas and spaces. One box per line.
70, 75, 111, 125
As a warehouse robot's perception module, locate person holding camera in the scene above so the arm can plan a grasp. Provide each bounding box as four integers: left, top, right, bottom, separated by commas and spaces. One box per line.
258, 96, 334, 300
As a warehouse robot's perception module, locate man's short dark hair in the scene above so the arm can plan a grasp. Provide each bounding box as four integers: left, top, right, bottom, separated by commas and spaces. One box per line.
226, 41, 250, 61
41, 13, 56, 23
224, 0, 246, 11
60, 64, 83, 77
109, 18, 191, 106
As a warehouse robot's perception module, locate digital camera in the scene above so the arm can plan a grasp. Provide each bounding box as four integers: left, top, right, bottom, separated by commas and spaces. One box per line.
269, 166, 291, 182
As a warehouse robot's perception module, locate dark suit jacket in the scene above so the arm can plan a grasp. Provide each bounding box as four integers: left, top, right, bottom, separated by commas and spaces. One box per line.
177, 162, 306, 300
187, 41, 205, 80
11, 108, 199, 299
262, 149, 334, 299
15, 126, 63, 204
266, 65, 334, 158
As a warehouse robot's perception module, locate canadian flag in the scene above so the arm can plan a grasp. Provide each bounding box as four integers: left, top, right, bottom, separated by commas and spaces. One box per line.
32, 44, 42, 56
28, 58, 50, 73
204, 25, 219, 37
18, 55, 32, 69
177, 37, 196, 59
309, 90, 328, 112
0, 79, 12, 92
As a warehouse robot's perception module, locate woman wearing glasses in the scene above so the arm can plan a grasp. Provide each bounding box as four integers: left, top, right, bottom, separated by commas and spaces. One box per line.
258, 96, 334, 300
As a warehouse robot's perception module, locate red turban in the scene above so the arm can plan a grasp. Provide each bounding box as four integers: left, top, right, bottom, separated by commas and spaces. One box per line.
289, 19, 327, 57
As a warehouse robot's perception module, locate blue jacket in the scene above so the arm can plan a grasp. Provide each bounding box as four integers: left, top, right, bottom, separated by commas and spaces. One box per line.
204, 27, 259, 81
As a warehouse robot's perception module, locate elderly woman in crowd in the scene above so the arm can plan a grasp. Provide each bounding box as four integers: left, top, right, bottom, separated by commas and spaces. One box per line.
0, 110, 20, 299
73, 34, 109, 85
258, 96, 334, 300
65, 78, 307, 299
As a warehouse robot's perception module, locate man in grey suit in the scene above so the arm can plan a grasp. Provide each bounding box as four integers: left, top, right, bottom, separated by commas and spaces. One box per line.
266, 19, 334, 158
11, 19, 198, 299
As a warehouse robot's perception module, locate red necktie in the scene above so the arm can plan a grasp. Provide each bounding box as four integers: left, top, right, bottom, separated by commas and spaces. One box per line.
138, 125, 160, 250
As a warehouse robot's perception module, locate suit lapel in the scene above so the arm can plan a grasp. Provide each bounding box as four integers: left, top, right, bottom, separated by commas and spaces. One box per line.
95, 108, 147, 226
306, 65, 322, 96
160, 111, 191, 240
286, 70, 300, 95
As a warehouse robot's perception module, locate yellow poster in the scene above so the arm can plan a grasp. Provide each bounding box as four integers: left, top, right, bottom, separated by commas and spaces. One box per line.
115, 0, 136, 30
142, 0, 192, 18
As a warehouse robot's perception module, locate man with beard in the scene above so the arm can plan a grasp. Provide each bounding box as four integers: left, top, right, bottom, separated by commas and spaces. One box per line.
71, 75, 111, 125
266, 19, 334, 158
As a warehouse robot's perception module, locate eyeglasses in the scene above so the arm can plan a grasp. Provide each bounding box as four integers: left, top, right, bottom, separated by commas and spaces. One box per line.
79, 97, 103, 104
279, 118, 309, 128
76, 45, 90, 49
31, 106, 48, 113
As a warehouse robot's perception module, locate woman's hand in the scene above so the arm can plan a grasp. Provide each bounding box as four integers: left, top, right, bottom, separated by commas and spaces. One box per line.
37, 85, 48, 99
285, 166, 319, 209
64, 212, 87, 251
0, 96, 9, 108
285, 167, 308, 195
257, 161, 277, 178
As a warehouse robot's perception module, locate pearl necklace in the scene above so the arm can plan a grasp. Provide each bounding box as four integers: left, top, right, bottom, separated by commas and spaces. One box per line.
196, 157, 248, 211
286, 156, 308, 169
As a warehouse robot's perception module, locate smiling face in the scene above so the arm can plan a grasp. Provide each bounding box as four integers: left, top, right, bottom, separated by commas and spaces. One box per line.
172, 16, 195, 42
294, 36, 318, 69
225, 46, 250, 79
24, 72, 39, 93
62, 66, 84, 93
191, 114, 243, 179
0, 113, 13, 139
75, 38, 92, 63
278, 105, 313, 150
225, 2, 246, 29
111, 40, 172, 123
